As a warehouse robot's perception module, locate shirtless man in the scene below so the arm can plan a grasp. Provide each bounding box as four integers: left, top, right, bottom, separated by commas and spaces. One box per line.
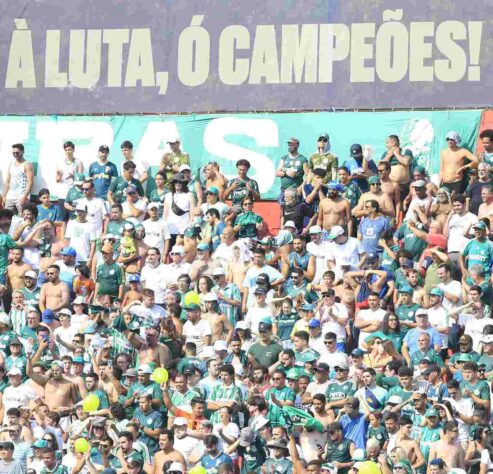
201, 293, 234, 343
64, 357, 87, 399
6, 249, 32, 291
317, 183, 352, 234
439, 131, 479, 196
152, 429, 187, 474
395, 416, 425, 471
377, 162, 401, 219
39, 265, 70, 312
128, 327, 171, 368
428, 421, 465, 472
379, 134, 412, 196
189, 244, 220, 283
204, 162, 228, 198
478, 185, 493, 229
353, 176, 395, 219
26, 350, 79, 413
38, 221, 67, 277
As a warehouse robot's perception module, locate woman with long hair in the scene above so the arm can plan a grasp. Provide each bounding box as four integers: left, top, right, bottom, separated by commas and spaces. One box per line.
148, 170, 169, 218
163, 173, 194, 247
381, 313, 404, 352
362, 336, 394, 370
466, 424, 490, 474
273, 297, 299, 349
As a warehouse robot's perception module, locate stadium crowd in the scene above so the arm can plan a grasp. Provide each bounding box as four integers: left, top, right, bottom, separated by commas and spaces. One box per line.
0, 129, 491, 474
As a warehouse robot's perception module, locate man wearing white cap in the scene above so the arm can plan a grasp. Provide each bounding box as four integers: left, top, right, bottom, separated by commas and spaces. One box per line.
2, 367, 37, 424
163, 245, 190, 289
19, 270, 40, 308
65, 202, 96, 265
440, 131, 479, 195
327, 226, 366, 275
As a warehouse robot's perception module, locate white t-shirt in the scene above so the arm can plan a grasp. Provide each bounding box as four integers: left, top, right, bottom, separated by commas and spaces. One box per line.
174, 436, 198, 467
447, 212, 477, 253
55, 158, 82, 199
444, 396, 474, 444
79, 197, 108, 235
142, 219, 171, 253
65, 220, 96, 262
182, 319, 212, 355
356, 308, 387, 349
329, 237, 365, 271
464, 317, 492, 352
140, 263, 168, 304
119, 160, 146, 181
165, 192, 192, 235
53, 325, 79, 356
404, 196, 432, 222
427, 305, 449, 349
318, 303, 349, 342
437, 280, 462, 311
122, 199, 148, 225
318, 351, 349, 369
162, 261, 191, 286
481, 449, 493, 471
244, 306, 274, 336
131, 303, 166, 326
306, 379, 330, 397
307, 240, 334, 282
2, 384, 37, 423
212, 422, 239, 459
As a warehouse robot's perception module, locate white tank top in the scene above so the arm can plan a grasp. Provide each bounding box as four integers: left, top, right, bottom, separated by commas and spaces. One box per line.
6, 161, 27, 199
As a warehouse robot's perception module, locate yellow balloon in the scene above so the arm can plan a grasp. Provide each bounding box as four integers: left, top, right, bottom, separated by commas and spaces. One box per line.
152, 367, 169, 384
82, 394, 100, 413
184, 291, 200, 306
358, 462, 382, 474
74, 438, 90, 453
189, 467, 207, 474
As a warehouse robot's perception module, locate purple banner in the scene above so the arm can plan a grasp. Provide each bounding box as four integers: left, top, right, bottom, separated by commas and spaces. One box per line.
0, 0, 491, 113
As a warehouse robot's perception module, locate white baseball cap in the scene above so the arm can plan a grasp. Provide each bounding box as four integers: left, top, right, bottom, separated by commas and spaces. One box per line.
213, 340, 228, 352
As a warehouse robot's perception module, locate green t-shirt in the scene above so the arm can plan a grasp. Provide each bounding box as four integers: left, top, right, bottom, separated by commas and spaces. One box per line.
460, 379, 491, 403
238, 437, 267, 474
126, 381, 163, 414
134, 408, 164, 455
265, 457, 293, 474
420, 425, 442, 464
176, 356, 202, 374
65, 186, 84, 220
462, 239, 493, 276
368, 424, 389, 448
275, 312, 300, 341
108, 177, 144, 204
234, 211, 263, 238
395, 303, 420, 335
96, 262, 123, 298
309, 152, 338, 183
227, 177, 260, 206
0, 234, 16, 276
91, 389, 110, 410
41, 464, 69, 474
394, 223, 427, 260
410, 349, 444, 368
0, 330, 16, 354
325, 380, 357, 408
248, 341, 283, 368
280, 154, 308, 190
325, 438, 353, 474
449, 350, 480, 365
477, 354, 493, 372
265, 385, 296, 426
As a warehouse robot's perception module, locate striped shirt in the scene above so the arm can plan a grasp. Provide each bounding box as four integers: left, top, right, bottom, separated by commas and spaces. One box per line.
9, 309, 26, 335
213, 283, 241, 326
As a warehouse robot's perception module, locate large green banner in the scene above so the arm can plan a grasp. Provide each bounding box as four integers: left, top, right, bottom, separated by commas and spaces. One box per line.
0, 110, 481, 200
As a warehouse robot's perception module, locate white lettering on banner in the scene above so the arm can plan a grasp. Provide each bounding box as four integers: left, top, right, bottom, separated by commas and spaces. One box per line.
3, 12, 484, 95
203, 118, 278, 194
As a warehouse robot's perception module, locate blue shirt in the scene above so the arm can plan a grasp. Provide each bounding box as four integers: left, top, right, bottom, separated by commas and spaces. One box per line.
343, 158, 377, 192
358, 216, 390, 254
403, 327, 442, 354
37, 204, 62, 222
340, 413, 368, 450
201, 451, 233, 471
88, 160, 118, 199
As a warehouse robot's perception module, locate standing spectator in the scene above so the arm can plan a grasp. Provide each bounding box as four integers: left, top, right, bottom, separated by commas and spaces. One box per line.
276, 138, 309, 200
3, 144, 34, 214
88, 145, 118, 200
357, 200, 390, 255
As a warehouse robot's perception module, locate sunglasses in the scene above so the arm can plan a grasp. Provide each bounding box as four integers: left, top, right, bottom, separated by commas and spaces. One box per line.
324, 340, 336, 345
243, 202, 253, 206
334, 368, 346, 373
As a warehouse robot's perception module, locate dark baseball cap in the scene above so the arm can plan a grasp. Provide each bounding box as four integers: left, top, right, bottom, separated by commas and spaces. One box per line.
350, 144, 363, 158
98, 145, 110, 153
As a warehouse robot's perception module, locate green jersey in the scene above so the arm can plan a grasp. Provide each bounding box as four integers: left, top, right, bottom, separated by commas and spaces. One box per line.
420, 425, 442, 464
108, 177, 144, 204
477, 354, 493, 372
410, 349, 444, 368
20, 287, 40, 308
280, 154, 308, 190
462, 239, 493, 276
274, 312, 300, 342
96, 262, 123, 298
234, 211, 263, 238
325, 380, 357, 408
368, 425, 388, 448
0, 330, 16, 354
265, 386, 296, 426
134, 408, 164, 455
238, 437, 267, 474
209, 383, 243, 423
162, 150, 190, 183
41, 464, 69, 474
395, 303, 420, 335
394, 223, 427, 260
65, 186, 84, 220
90, 389, 110, 410
107, 219, 131, 242
326, 438, 353, 474
449, 351, 480, 365
309, 151, 338, 183
227, 177, 260, 206
265, 457, 293, 474
460, 379, 491, 406
126, 381, 162, 415
0, 234, 16, 276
